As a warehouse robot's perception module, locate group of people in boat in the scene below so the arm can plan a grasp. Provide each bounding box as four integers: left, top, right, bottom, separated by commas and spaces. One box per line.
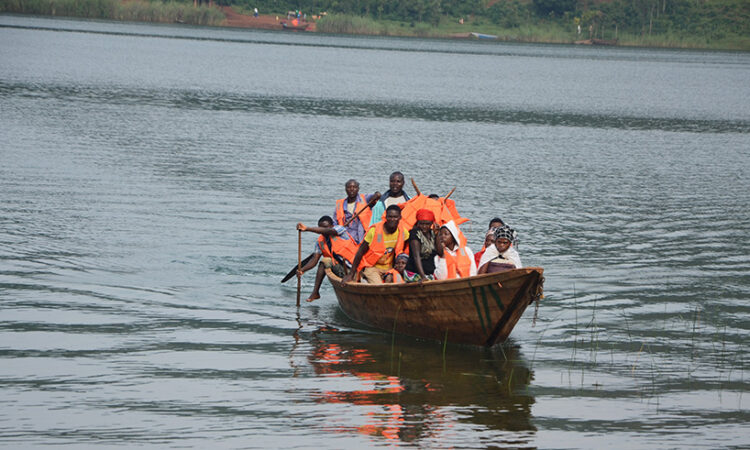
295, 172, 522, 302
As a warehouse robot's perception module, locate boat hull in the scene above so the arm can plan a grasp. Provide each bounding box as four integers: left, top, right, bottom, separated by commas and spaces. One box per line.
326, 267, 544, 346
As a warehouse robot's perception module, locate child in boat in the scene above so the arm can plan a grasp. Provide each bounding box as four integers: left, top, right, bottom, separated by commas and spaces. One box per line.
477, 225, 523, 274
474, 227, 498, 266
384, 253, 408, 284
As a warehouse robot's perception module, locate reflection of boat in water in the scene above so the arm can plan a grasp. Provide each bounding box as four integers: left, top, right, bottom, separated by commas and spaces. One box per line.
305, 327, 535, 444
281, 21, 310, 31
326, 267, 544, 346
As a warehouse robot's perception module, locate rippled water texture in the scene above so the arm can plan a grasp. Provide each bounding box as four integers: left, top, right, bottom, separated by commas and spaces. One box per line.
1, 15, 749, 448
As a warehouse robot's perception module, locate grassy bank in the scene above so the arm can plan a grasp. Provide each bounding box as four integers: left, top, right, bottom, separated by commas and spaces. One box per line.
0, 0, 225, 26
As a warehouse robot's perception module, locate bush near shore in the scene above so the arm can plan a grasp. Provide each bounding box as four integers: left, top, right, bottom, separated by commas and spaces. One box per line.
1, 0, 224, 26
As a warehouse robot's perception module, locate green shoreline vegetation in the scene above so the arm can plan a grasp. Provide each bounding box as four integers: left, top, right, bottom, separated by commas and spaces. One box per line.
1, 0, 748, 50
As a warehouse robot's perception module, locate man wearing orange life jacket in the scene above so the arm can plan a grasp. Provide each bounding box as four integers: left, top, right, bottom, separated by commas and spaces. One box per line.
434, 220, 477, 280
297, 216, 359, 302
344, 205, 410, 284
334, 179, 378, 244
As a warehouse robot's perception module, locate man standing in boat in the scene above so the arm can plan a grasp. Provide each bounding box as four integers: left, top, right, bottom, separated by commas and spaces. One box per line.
344, 205, 410, 284
368, 171, 410, 227
334, 179, 378, 244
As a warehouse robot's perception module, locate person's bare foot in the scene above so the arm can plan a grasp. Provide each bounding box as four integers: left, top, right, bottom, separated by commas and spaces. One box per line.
306, 293, 321, 303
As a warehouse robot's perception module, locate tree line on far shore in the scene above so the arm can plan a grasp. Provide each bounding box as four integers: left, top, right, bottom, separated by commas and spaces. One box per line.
249, 0, 747, 42
2, 0, 748, 49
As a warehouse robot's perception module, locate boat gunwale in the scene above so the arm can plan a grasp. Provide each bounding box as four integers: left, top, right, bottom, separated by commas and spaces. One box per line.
326, 267, 543, 296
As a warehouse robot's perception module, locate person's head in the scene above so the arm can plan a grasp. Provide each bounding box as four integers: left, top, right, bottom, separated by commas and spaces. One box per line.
384, 205, 402, 232
428, 194, 440, 200
438, 226, 456, 249
389, 171, 405, 196
415, 209, 436, 234
344, 179, 359, 199
484, 227, 498, 248
394, 253, 408, 272
318, 215, 334, 228
489, 217, 505, 229
493, 225, 515, 253
439, 220, 464, 250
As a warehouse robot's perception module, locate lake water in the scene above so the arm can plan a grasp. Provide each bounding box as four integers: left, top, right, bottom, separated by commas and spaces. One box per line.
1, 14, 749, 448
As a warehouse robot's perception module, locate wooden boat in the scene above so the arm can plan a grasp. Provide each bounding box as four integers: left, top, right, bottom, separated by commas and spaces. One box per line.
326, 267, 544, 346
281, 21, 310, 31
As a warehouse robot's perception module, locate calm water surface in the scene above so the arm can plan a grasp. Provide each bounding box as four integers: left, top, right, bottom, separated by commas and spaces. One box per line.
1, 15, 749, 448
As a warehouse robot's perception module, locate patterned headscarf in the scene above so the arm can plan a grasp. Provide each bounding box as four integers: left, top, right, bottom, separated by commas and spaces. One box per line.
494, 225, 518, 247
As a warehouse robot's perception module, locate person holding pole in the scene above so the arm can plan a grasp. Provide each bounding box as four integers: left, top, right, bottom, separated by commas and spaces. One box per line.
296, 216, 358, 302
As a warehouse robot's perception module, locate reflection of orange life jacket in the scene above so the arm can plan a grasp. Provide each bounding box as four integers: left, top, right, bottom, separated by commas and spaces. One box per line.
335, 195, 372, 231
443, 246, 472, 279
359, 221, 408, 270
317, 233, 358, 263
386, 268, 404, 284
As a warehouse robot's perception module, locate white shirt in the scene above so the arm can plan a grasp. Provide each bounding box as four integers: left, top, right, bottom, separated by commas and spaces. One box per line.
478, 245, 522, 270
383, 194, 406, 208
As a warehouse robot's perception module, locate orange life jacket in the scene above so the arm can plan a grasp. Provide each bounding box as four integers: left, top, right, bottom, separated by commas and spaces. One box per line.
386, 268, 404, 284
317, 232, 358, 263
335, 195, 372, 231
443, 246, 472, 279
359, 221, 408, 270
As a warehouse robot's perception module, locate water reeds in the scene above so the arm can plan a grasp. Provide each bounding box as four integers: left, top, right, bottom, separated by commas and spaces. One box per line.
0, 0, 225, 26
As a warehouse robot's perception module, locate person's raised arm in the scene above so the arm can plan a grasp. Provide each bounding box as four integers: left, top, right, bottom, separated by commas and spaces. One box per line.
435, 231, 447, 258
297, 223, 338, 236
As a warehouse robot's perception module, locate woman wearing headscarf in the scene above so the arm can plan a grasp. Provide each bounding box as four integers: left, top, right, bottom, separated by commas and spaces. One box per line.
434, 220, 477, 280
404, 209, 438, 282
477, 225, 522, 274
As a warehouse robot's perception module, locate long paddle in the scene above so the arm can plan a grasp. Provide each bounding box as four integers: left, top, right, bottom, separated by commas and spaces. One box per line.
296, 230, 302, 307
281, 253, 314, 283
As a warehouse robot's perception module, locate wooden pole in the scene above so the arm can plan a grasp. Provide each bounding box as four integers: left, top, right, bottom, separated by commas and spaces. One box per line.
296, 230, 302, 307
410, 178, 422, 196
444, 187, 456, 200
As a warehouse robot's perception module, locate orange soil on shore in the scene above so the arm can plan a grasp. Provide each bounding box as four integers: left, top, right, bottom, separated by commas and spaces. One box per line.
219, 6, 317, 32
